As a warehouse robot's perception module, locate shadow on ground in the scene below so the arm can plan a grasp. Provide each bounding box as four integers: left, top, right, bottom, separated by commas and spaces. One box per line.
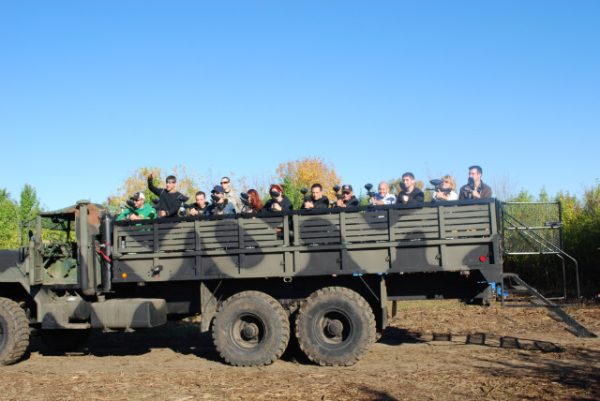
475, 345, 600, 400
29, 322, 222, 362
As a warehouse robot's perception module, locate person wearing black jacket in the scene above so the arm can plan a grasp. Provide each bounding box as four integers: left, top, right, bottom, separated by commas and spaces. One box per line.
263, 184, 293, 213
302, 183, 330, 209
148, 173, 185, 218
396, 172, 424, 205
335, 184, 360, 208
188, 191, 209, 216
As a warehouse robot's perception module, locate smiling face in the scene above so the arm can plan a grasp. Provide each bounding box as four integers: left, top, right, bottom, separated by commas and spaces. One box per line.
378, 182, 389, 197
402, 175, 414, 191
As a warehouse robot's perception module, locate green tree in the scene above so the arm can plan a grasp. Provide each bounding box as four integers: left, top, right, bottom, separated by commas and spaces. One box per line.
19, 184, 40, 244
509, 189, 534, 202
0, 189, 19, 248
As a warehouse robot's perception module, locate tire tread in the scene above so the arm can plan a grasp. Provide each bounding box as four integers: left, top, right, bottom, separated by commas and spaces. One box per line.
0, 297, 30, 365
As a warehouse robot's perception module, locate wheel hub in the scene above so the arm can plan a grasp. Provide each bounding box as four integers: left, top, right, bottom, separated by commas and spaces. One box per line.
241, 322, 260, 340
325, 319, 344, 337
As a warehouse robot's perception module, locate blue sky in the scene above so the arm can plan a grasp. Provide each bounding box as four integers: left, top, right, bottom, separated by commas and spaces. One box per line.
1, 1, 599, 210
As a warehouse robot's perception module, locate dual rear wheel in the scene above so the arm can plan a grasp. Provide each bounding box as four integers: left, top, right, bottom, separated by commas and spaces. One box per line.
211, 287, 375, 367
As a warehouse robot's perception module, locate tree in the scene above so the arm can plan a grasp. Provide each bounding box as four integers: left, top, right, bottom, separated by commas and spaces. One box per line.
19, 184, 40, 244
0, 189, 19, 248
276, 158, 342, 209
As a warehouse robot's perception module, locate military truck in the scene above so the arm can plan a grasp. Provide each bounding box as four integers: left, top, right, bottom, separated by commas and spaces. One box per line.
0, 199, 502, 366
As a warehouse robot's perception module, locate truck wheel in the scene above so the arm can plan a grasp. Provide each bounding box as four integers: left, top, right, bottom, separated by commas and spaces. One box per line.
0, 297, 30, 365
212, 291, 289, 366
295, 287, 375, 366
40, 329, 91, 353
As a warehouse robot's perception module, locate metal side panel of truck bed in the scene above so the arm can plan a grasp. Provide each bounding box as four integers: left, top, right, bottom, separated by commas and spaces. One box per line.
111, 199, 502, 284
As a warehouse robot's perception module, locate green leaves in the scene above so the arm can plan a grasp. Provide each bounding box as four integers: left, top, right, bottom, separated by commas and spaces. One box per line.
0, 185, 40, 249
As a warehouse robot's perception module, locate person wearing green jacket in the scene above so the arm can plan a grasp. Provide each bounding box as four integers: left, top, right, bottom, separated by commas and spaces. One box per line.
117, 192, 156, 221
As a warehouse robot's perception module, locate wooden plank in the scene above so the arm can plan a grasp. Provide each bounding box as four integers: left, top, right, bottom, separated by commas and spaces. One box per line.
393, 216, 439, 225
197, 219, 238, 227
242, 240, 285, 247
444, 217, 490, 225
243, 233, 279, 239
158, 239, 196, 246
345, 223, 388, 231
393, 220, 438, 228
444, 210, 490, 219
299, 218, 340, 227
116, 226, 154, 234
242, 222, 281, 229
300, 238, 341, 245
158, 245, 196, 252
300, 225, 340, 233
445, 204, 489, 212
120, 245, 153, 252
121, 233, 155, 242
241, 217, 283, 224
394, 226, 439, 234
202, 243, 240, 250
345, 214, 388, 224
200, 237, 240, 244
445, 223, 490, 231
242, 227, 278, 234
448, 229, 491, 237
394, 211, 438, 220
346, 234, 390, 242
301, 231, 341, 239
197, 231, 238, 238
345, 230, 389, 237
198, 226, 238, 235
395, 209, 438, 217
396, 232, 439, 240
155, 221, 195, 230
157, 231, 195, 238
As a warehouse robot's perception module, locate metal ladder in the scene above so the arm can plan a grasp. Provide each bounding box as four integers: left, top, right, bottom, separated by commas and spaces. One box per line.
501, 273, 596, 338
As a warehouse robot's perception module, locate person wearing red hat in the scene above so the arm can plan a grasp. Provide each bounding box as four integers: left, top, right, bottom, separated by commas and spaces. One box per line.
263, 184, 293, 213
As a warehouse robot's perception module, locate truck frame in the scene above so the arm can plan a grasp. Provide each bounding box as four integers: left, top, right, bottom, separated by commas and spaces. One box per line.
0, 199, 502, 366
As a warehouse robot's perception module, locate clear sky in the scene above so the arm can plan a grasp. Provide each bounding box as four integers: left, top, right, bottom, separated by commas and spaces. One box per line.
1, 1, 599, 210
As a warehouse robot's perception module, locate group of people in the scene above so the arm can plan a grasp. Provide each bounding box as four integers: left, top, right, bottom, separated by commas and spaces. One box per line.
116, 166, 493, 221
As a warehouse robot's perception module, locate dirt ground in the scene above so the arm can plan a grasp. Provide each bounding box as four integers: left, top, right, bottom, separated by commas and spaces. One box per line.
2, 300, 599, 401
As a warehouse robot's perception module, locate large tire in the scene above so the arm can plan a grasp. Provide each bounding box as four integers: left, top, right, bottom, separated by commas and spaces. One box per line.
0, 297, 30, 365
295, 286, 375, 366
212, 291, 289, 367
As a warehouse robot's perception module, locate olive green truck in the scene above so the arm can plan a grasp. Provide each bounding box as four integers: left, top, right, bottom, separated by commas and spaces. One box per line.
0, 199, 502, 366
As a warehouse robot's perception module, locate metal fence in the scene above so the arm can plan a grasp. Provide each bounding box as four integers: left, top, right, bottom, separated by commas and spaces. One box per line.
501, 202, 562, 255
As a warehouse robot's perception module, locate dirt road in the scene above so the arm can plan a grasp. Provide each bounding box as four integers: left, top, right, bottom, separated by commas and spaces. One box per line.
2, 301, 599, 401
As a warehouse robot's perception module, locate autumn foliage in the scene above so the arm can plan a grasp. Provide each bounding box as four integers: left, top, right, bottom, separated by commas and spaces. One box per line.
276, 157, 342, 208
